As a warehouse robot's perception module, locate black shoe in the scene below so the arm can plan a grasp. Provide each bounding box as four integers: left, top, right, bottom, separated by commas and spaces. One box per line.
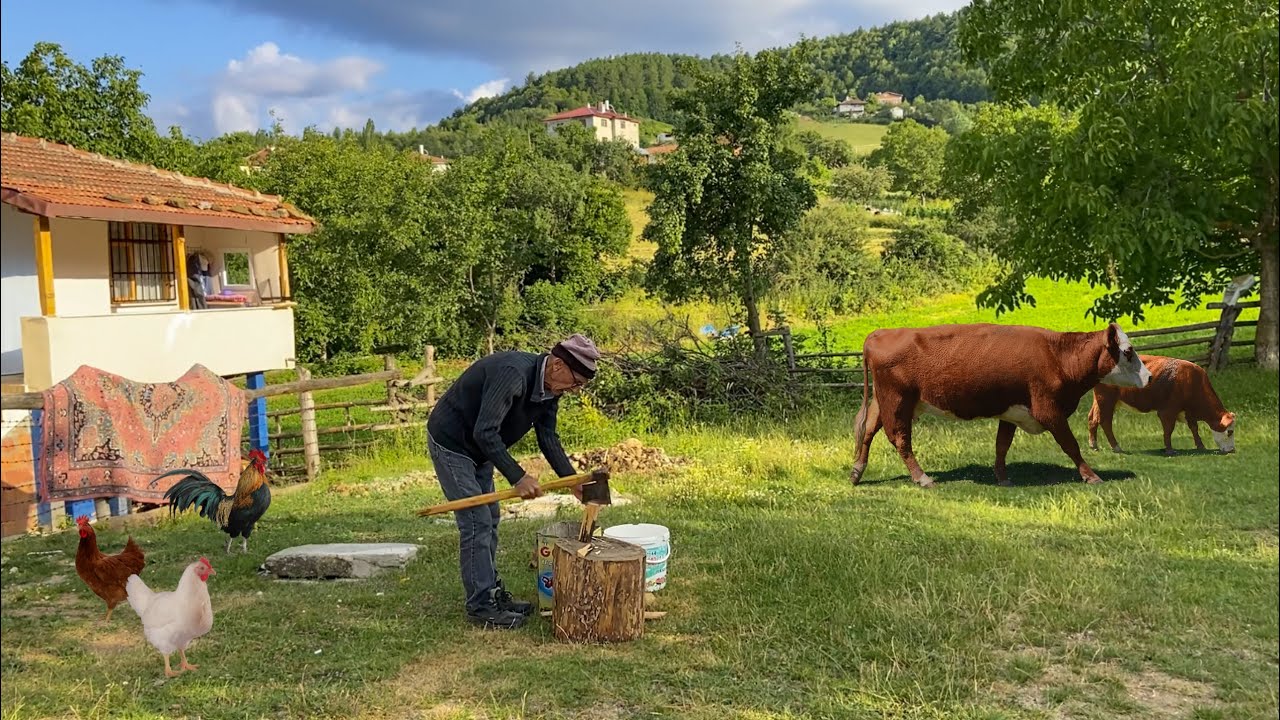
466, 602, 527, 629
495, 580, 534, 617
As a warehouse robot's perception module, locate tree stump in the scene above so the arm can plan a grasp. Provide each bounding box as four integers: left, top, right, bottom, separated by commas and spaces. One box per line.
551, 536, 645, 643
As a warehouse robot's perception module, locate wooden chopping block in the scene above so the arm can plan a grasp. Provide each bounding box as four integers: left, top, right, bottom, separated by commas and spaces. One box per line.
550, 536, 645, 643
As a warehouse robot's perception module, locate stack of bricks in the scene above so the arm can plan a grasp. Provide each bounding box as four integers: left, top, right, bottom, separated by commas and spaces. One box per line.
1, 410, 41, 538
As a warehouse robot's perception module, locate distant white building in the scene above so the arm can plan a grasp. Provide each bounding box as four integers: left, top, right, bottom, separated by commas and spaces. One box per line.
415, 145, 450, 172
835, 95, 866, 118
543, 101, 642, 148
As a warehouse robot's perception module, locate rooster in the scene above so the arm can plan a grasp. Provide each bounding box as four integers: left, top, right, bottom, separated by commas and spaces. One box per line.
160, 449, 272, 553
74, 515, 146, 622
126, 557, 215, 677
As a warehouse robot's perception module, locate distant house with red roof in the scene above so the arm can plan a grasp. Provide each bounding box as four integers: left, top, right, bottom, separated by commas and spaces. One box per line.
874, 91, 904, 107
640, 142, 679, 164
543, 101, 641, 148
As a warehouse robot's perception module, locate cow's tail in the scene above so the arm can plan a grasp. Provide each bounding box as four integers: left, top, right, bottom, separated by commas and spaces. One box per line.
851, 347, 873, 484
855, 351, 875, 445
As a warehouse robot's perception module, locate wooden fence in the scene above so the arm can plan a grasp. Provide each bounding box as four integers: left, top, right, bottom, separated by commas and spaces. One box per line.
782, 291, 1261, 389
249, 346, 442, 482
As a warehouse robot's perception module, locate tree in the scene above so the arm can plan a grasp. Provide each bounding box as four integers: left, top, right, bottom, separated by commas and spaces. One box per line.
795, 129, 856, 168
954, 0, 1279, 368
428, 135, 630, 353
252, 131, 449, 360
645, 43, 820, 355
1, 42, 161, 162
829, 163, 892, 204
868, 119, 949, 198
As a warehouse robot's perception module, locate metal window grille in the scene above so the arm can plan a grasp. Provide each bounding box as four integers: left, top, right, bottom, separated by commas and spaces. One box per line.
108, 222, 175, 303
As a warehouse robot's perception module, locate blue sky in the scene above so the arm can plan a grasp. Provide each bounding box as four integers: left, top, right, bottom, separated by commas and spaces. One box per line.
1, 0, 966, 140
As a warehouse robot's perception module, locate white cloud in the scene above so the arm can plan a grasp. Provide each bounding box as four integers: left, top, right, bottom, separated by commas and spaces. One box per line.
451, 78, 511, 104
207, 42, 424, 135
222, 42, 382, 97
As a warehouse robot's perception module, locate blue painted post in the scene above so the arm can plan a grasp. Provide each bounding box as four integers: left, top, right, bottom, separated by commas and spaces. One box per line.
245, 371, 269, 460
66, 498, 96, 521
108, 497, 131, 516
31, 408, 56, 529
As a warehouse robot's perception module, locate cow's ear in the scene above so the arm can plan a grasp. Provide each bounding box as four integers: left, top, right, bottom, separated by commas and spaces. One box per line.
1106, 322, 1120, 348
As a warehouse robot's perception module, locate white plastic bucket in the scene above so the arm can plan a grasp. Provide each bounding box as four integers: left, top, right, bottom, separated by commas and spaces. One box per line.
602, 523, 671, 592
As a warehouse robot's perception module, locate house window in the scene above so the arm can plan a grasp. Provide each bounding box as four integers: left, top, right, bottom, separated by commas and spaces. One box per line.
108, 222, 175, 303
221, 250, 254, 287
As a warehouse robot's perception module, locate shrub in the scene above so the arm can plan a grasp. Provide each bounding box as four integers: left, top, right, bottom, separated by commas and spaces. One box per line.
882, 220, 989, 296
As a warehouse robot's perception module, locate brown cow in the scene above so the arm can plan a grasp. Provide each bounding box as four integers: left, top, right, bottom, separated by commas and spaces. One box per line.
1087, 355, 1236, 456
850, 323, 1151, 487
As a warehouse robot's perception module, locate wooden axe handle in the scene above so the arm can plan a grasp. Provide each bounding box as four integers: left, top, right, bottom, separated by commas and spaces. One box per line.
416, 472, 601, 517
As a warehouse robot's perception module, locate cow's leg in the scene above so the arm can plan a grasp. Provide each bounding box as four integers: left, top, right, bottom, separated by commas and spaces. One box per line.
1045, 420, 1102, 484
1086, 395, 1102, 451
994, 420, 1017, 487
883, 395, 933, 488
1186, 417, 1206, 451
850, 397, 882, 485
1093, 394, 1123, 453
1159, 410, 1179, 456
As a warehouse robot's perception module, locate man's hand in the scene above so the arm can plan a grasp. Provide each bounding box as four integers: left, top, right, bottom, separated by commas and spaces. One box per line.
515, 474, 543, 499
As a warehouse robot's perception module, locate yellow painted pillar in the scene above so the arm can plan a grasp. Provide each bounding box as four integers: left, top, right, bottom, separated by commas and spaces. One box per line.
277, 233, 291, 299
172, 225, 189, 310
33, 216, 55, 316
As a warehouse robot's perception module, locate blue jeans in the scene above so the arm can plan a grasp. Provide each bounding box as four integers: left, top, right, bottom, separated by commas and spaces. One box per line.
428, 433, 501, 611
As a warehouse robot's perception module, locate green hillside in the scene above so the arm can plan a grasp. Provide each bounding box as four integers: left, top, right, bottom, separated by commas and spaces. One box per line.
385, 11, 984, 154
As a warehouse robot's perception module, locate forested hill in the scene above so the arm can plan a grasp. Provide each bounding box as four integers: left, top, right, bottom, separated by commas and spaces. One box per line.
421, 11, 984, 135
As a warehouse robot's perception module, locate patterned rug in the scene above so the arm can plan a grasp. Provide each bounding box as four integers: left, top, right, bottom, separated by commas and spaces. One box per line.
39, 364, 245, 504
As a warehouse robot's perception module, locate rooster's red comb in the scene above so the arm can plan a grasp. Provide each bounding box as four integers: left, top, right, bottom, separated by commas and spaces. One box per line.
199, 556, 211, 569
75, 515, 90, 525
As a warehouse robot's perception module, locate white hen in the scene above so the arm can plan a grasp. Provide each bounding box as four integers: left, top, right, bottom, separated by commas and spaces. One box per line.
126, 556, 216, 677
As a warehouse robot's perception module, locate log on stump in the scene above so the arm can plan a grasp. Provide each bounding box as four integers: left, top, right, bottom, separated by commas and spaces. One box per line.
551, 537, 645, 643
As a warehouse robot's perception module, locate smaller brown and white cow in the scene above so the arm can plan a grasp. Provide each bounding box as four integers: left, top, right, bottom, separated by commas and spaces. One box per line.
1087, 355, 1236, 456
850, 322, 1152, 487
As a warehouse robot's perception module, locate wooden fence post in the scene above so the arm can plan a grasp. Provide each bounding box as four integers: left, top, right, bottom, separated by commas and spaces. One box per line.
296, 366, 320, 482
1209, 275, 1257, 371
424, 345, 437, 408
383, 353, 404, 424
781, 327, 796, 373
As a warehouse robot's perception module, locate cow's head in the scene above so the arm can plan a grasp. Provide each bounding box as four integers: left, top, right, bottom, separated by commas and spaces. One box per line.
1212, 411, 1236, 453
1098, 323, 1151, 388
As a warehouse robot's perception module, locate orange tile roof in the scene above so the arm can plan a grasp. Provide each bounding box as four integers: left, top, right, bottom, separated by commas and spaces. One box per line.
1, 133, 315, 234
645, 143, 679, 155
544, 105, 640, 123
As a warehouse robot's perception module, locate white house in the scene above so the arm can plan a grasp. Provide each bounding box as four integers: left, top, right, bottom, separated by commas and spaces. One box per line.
543, 101, 642, 148
835, 95, 866, 117
1, 133, 316, 392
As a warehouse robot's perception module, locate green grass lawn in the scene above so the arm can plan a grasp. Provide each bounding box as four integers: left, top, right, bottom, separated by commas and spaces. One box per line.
620, 188, 656, 262
796, 116, 888, 155
799, 278, 1261, 366
3, 283, 1274, 720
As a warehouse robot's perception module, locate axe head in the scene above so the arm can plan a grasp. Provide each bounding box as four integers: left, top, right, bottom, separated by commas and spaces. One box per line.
580, 468, 612, 505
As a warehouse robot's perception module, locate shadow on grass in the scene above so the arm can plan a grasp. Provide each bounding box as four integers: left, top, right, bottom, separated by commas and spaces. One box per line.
1132, 447, 1227, 458
863, 461, 1138, 488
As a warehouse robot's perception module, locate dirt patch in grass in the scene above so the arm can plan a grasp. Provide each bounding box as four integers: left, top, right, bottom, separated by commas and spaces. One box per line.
995, 645, 1219, 719
329, 471, 434, 498
520, 439, 691, 478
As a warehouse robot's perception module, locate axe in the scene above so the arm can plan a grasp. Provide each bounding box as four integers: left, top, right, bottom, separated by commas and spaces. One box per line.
416, 469, 611, 517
